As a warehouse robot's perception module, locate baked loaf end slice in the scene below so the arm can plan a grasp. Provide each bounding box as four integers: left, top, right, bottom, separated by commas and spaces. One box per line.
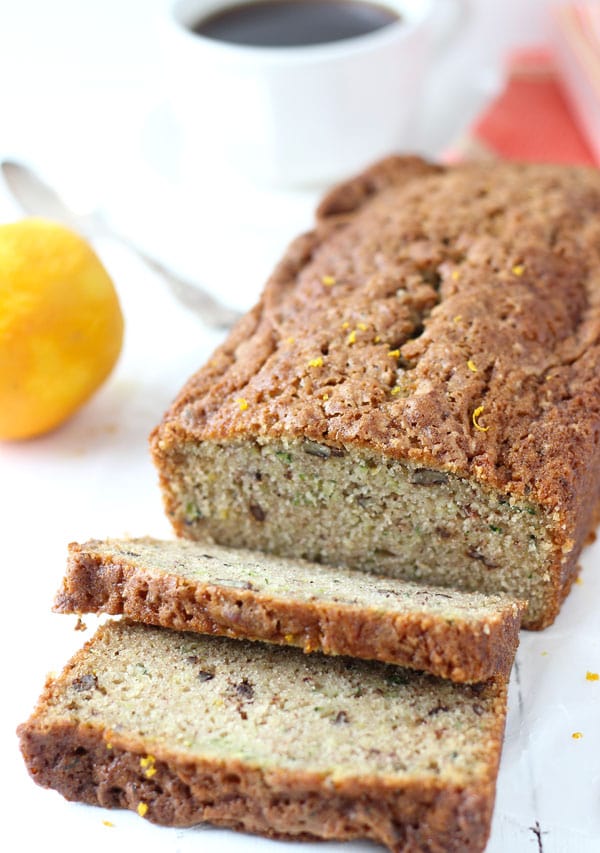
151, 156, 600, 629
18, 620, 508, 853
54, 536, 525, 683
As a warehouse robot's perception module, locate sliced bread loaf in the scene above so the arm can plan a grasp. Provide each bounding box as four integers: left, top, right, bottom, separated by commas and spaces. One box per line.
18, 619, 508, 853
150, 157, 600, 629
54, 536, 524, 682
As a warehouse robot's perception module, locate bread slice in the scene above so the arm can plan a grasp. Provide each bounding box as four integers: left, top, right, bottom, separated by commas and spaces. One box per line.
150, 157, 600, 630
18, 619, 508, 853
54, 537, 524, 683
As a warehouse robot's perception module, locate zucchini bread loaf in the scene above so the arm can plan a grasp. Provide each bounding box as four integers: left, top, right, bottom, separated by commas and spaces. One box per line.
19, 619, 508, 852
54, 536, 524, 682
151, 157, 600, 629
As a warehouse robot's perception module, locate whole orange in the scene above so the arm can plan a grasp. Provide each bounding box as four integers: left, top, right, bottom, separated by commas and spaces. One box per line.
0, 218, 124, 439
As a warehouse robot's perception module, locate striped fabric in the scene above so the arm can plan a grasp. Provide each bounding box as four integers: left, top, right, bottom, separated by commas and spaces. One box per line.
552, 2, 600, 164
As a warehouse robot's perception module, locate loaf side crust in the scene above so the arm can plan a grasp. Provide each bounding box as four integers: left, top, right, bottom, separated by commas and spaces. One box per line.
54, 537, 524, 682
19, 720, 497, 853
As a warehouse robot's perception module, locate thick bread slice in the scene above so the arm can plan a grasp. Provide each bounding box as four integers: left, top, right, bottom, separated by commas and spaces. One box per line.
54, 537, 524, 683
18, 620, 508, 853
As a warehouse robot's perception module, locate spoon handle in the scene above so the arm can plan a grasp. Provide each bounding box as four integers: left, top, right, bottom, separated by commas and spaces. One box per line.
125, 242, 243, 330
1, 159, 242, 330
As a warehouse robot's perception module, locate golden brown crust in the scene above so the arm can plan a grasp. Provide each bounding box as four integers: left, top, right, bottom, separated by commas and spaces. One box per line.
18, 703, 504, 853
151, 157, 600, 630
315, 154, 443, 221
152, 158, 600, 511
54, 540, 523, 683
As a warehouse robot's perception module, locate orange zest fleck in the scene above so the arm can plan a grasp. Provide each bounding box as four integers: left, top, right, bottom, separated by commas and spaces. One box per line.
285, 336, 295, 345
357, 322, 368, 331
467, 359, 477, 372
140, 755, 156, 778
512, 264, 525, 276
472, 405, 489, 432
307, 357, 323, 368
453, 315, 462, 324
373, 335, 381, 343
321, 275, 336, 286
102, 820, 114, 828
322, 393, 329, 401
451, 270, 460, 281
236, 398, 249, 412
586, 671, 599, 681
137, 802, 149, 817
388, 349, 400, 358
572, 731, 583, 740
341, 321, 350, 330
391, 387, 401, 396
346, 330, 357, 345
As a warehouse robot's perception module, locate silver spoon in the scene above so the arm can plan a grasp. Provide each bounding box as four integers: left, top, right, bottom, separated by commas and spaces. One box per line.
1, 159, 242, 330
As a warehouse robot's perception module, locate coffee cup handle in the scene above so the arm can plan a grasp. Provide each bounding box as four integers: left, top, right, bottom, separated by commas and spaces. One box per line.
430, 0, 471, 56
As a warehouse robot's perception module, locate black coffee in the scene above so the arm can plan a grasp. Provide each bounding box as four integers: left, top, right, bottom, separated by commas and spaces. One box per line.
192, 0, 400, 48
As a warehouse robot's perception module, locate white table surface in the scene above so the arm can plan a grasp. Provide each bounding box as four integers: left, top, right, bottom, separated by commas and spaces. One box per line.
2, 1, 599, 851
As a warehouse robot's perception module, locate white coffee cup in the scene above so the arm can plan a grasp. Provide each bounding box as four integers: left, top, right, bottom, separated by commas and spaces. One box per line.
158, 0, 469, 187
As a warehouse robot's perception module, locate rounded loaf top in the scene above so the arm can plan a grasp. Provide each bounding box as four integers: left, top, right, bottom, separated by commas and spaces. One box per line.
155, 157, 600, 516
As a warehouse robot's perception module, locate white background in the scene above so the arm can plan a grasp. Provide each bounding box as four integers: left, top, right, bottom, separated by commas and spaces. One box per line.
1, 1, 599, 852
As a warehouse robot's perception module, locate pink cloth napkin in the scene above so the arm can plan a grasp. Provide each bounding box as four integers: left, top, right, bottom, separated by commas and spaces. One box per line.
449, 10, 600, 168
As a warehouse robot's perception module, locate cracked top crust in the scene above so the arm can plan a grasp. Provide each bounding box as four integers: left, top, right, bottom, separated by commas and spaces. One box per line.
153, 157, 600, 523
